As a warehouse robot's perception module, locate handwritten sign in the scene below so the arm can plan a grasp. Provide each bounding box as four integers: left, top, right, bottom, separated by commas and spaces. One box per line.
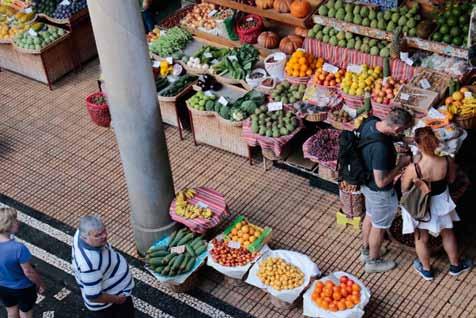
347, 64, 362, 74
28, 29, 38, 37
464, 91, 473, 98
24, 7, 33, 13
419, 79, 431, 90
228, 241, 241, 249
166, 57, 173, 64
323, 63, 339, 74
228, 55, 238, 62
267, 102, 283, 111
400, 93, 410, 101
382, 77, 389, 85
218, 96, 228, 106
208, 9, 217, 17
196, 201, 209, 209
170, 245, 186, 254
152, 61, 161, 68
204, 90, 214, 97
203, 52, 213, 59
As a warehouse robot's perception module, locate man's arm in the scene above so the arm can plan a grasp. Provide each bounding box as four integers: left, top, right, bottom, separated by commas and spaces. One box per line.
373, 155, 411, 189
90, 293, 127, 304
20, 262, 46, 294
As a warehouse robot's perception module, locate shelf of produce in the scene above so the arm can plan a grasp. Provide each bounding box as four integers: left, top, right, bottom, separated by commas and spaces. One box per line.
203, 0, 323, 28
312, 15, 468, 59
0, 34, 75, 90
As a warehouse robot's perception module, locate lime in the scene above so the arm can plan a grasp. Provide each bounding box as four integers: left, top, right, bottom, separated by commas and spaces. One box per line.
439, 25, 449, 34
452, 37, 463, 47
447, 17, 457, 27
442, 34, 451, 44
450, 27, 460, 37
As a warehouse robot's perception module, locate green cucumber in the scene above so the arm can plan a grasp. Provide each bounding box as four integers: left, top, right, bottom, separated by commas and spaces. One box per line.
153, 265, 165, 273
176, 233, 195, 246
171, 254, 185, 271
168, 230, 178, 246
189, 236, 203, 247
148, 256, 167, 266
180, 255, 191, 271
146, 245, 167, 254
146, 250, 169, 258
191, 239, 205, 250
170, 228, 188, 247
194, 245, 206, 256
185, 244, 196, 258
161, 266, 170, 276
184, 256, 196, 272
161, 252, 177, 265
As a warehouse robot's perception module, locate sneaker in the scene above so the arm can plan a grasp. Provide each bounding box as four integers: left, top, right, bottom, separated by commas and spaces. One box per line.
360, 246, 390, 263
364, 258, 397, 273
449, 259, 473, 277
413, 260, 433, 281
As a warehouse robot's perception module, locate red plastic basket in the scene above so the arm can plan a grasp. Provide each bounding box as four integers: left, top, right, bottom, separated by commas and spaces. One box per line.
235, 14, 264, 44
86, 92, 111, 127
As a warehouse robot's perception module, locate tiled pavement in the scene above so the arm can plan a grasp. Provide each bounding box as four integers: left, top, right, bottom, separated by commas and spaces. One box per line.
1, 61, 476, 318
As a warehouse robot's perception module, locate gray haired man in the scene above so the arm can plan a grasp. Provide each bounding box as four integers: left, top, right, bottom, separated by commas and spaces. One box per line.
359, 108, 413, 273
72, 216, 135, 318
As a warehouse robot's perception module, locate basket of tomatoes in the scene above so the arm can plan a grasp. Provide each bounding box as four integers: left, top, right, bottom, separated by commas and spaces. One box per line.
303, 272, 370, 318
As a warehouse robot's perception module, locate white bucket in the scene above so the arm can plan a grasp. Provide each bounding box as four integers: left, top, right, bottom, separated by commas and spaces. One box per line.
264, 52, 287, 81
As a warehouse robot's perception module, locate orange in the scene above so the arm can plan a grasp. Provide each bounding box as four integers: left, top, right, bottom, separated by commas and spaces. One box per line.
337, 301, 346, 311
306, 69, 313, 76
315, 282, 324, 290
345, 300, 354, 309
321, 300, 329, 310
300, 64, 308, 72
329, 303, 337, 312
298, 57, 307, 65
351, 295, 360, 305
352, 284, 361, 292
333, 292, 342, 301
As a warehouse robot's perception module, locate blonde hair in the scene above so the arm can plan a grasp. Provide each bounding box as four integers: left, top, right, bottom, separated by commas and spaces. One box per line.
0, 206, 17, 234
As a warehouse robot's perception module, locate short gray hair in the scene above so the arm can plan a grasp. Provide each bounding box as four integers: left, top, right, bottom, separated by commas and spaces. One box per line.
385, 108, 413, 128
79, 215, 104, 238
0, 207, 17, 234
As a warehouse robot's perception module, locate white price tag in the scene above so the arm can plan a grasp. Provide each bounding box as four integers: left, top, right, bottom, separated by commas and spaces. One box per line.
211, 58, 219, 64
160, 30, 167, 36
228, 241, 241, 249
400, 93, 410, 101
24, 7, 33, 13
400, 52, 409, 60
228, 55, 238, 62
208, 9, 217, 17
216, 234, 225, 241
218, 96, 228, 106
267, 102, 283, 111
28, 29, 38, 37
170, 245, 186, 254
464, 91, 473, 98
203, 52, 213, 58
347, 64, 362, 74
382, 77, 389, 85
246, 17, 254, 22
419, 79, 431, 89
196, 201, 209, 209
167, 75, 178, 83
60, 0, 71, 5
297, 48, 305, 52
152, 61, 161, 68
166, 57, 173, 64
323, 63, 339, 74
204, 90, 214, 97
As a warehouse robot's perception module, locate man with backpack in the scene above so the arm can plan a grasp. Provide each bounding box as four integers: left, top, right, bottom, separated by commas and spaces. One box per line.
339, 108, 413, 273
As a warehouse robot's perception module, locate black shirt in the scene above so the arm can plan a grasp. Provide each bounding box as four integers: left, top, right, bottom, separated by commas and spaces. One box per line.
360, 119, 396, 191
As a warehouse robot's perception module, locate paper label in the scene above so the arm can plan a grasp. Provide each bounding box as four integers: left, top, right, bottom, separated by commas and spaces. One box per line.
464, 91, 473, 98
208, 9, 217, 17
218, 96, 228, 106
297, 48, 305, 52
419, 79, 431, 89
167, 75, 177, 83
323, 63, 339, 74
204, 90, 214, 97
203, 52, 213, 58
400, 93, 410, 101
24, 7, 33, 13
170, 245, 186, 254
196, 201, 208, 209
246, 17, 254, 22
382, 77, 389, 85
60, 0, 71, 5
400, 52, 409, 60
28, 29, 37, 37
216, 234, 225, 241
211, 58, 219, 64
267, 102, 283, 111
153, 61, 161, 68
228, 55, 238, 62
165, 57, 173, 64
228, 241, 241, 249
347, 64, 362, 74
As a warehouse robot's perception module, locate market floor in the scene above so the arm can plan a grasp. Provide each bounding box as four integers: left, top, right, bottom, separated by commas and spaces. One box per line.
1, 61, 476, 318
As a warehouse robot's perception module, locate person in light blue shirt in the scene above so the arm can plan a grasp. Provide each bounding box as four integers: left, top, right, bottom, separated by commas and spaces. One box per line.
0, 207, 45, 318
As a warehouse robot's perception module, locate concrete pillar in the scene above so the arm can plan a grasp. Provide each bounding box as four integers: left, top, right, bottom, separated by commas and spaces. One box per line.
87, 0, 175, 254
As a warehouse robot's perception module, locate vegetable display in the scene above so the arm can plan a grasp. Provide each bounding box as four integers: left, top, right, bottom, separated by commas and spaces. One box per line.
181, 3, 217, 30
210, 238, 259, 267
196, 74, 223, 92
257, 257, 304, 291
159, 75, 197, 97
271, 80, 306, 104
212, 44, 259, 80
311, 275, 361, 311
175, 188, 213, 219
187, 91, 218, 112
251, 106, 298, 137
33, 0, 59, 16
52, 0, 87, 19
145, 228, 207, 277
431, 3, 471, 47
306, 129, 340, 161
14, 24, 66, 51
155, 77, 169, 92
149, 27, 192, 58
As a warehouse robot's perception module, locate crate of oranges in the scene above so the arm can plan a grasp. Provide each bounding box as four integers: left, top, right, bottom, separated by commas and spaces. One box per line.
284, 49, 315, 84
303, 272, 370, 318
222, 215, 271, 253
312, 58, 345, 90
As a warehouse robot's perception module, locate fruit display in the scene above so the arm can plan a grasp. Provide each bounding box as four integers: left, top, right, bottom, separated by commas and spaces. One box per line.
52, 0, 87, 20
312, 58, 345, 87
147, 26, 161, 43
271, 80, 306, 104
308, 24, 391, 57
341, 64, 382, 96
145, 228, 207, 276
14, 23, 66, 51
317, 1, 422, 36
251, 106, 299, 137
212, 44, 259, 80
32, 0, 59, 16
431, 3, 472, 47
257, 257, 304, 291
175, 188, 213, 219
293, 101, 330, 114
149, 27, 192, 58
371, 77, 404, 105
210, 238, 260, 267
330, 108, 352, 122
285, 50, 315, 77
181, 3, 218, 30
305, 128, 340, 162
446, 88, 476, 117
0, 7, 35, 41
159, 75, 197, 97
311, 275, 361, 312
187, 91, 218, 112
224, 218, 265, 249
182, 45, 229, 72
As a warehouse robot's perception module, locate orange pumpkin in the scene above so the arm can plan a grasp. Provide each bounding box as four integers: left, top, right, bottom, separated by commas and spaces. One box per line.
279, 35, 303, 55
256, 0, 274, 10
290, 0, 312, 18
257, 31, 280, 49
273, 0, 292, 13
295, 27, 309, 37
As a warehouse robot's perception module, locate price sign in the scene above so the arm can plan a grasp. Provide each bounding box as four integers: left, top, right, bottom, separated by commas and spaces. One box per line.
228, 55, 238, 62
167, 75, 177, 83
267, 102, 283, 111
60, 0, 71, 5
228, 241, 241, 249
218, 96, 228, 106
382, 77, 389, 85
204, 90, 214, 97
208, 9, 217, 17
400, 93, 410, 101
246, 17, 254, 22
464, 91, 473, 98
211, 59, 219, 65
203, 52, 213, 58
347, 64, 362, 74
166, 57, 173, 64
323, 63, 339, 74
152, 61, 161, 68
419, 79, 431, 89
170, 245, 186, 254
400, 52, 413, 66
196, 201, 209, 209
296, 48, 305, 52
24, 7, 33, 13
216, 234, 225, 241
28, 29, 38, 37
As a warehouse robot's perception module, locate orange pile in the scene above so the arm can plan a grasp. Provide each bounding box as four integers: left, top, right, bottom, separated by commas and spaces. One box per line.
226, 220, 263, 249
311, 276, 361, 312
312, 57, 344, 87
285, 50, 315, 78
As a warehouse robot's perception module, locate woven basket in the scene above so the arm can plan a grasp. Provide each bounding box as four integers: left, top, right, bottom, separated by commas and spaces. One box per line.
371, 100, 392, 120
454, 115, 476, 130
318, 164, 338, 182
339, 90, 364, 109
285, 74, 311, 85
186, 104, 215, 117
12, 31, 69, 55
235, 14, 263, 44
217, 115, 243, 127
86, 92, 111, 128
159, 5, 194, 29
304, 112, 327, 122
339, 189, 365, 217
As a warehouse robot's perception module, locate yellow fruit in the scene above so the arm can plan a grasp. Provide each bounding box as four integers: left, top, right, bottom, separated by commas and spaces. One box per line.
452, 91, 464, 101
241, 225, 249, 234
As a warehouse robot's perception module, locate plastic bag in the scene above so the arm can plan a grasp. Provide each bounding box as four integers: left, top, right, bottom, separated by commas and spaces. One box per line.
246, 249, 320, 304
224, 11, 239, 41
303, 272, 371, 318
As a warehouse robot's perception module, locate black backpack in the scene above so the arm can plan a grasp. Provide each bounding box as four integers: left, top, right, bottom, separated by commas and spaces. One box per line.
338, 116, 385, 186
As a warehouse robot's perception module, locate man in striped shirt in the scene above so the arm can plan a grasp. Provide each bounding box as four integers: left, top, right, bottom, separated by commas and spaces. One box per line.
72, 216, 135, 317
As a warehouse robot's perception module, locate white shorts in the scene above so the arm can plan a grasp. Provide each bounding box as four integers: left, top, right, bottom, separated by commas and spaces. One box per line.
362, 186, 398, 229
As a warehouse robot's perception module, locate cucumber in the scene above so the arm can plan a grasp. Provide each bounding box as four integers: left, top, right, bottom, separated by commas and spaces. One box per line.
171, 254, 185, 271
170, 228, 187, 247
185, 244, 196, 258
176, 233, 195, 246
148, 256, 167, 266
184, 256, 196, 272
161, 265, 170, 276
153, 265, 165, 273
194, 245, 206, 256
168, 230, 178, 246
191, 239, 205, 250
180, 255, 191, 271
189, 236, 203, 247
146, 250, 169, 258
161, 252, 177, 265
146, 245, 167, 254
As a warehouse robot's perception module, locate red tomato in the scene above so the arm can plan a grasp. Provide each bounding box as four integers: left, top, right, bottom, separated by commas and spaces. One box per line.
339, 276, 349, 284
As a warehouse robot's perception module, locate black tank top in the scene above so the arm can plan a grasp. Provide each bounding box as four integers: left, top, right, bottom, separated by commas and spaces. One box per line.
430, 158, 449, 196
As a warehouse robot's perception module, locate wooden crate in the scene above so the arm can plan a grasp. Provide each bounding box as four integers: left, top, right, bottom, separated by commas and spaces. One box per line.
189, 107, 221, 147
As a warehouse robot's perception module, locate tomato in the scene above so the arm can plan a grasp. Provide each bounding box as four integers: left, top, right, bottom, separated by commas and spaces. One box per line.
339, 276, 349, 284
325, 281, 335, 289
346, 280, 354, 287
323, 288, 332, 297
351, 295, 360, 305
329, 303, 337, 312
321, 300, 329, 310
324, 297, 333, 304
352, 284, 361, 292
345, 300, 354, 309
352, 290, 360, 297
315, 282, 324, 290
340, 288, 348, 297
332, 292, 342, 301
337, 301, 346, 311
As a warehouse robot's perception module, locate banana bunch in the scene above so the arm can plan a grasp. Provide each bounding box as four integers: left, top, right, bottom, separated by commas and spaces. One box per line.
459, 97, 476, 117
175, 189, 213, 219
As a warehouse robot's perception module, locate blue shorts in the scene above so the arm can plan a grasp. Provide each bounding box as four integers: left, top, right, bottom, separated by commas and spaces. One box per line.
362, 186, 398, 229
0, 285, 37, 312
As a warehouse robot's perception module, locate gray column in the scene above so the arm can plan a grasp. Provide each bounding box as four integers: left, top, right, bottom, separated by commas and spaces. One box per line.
87, 0, 176, 254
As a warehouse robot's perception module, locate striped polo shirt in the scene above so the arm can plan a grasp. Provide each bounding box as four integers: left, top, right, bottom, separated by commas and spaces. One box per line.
72, 231, 134, 311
